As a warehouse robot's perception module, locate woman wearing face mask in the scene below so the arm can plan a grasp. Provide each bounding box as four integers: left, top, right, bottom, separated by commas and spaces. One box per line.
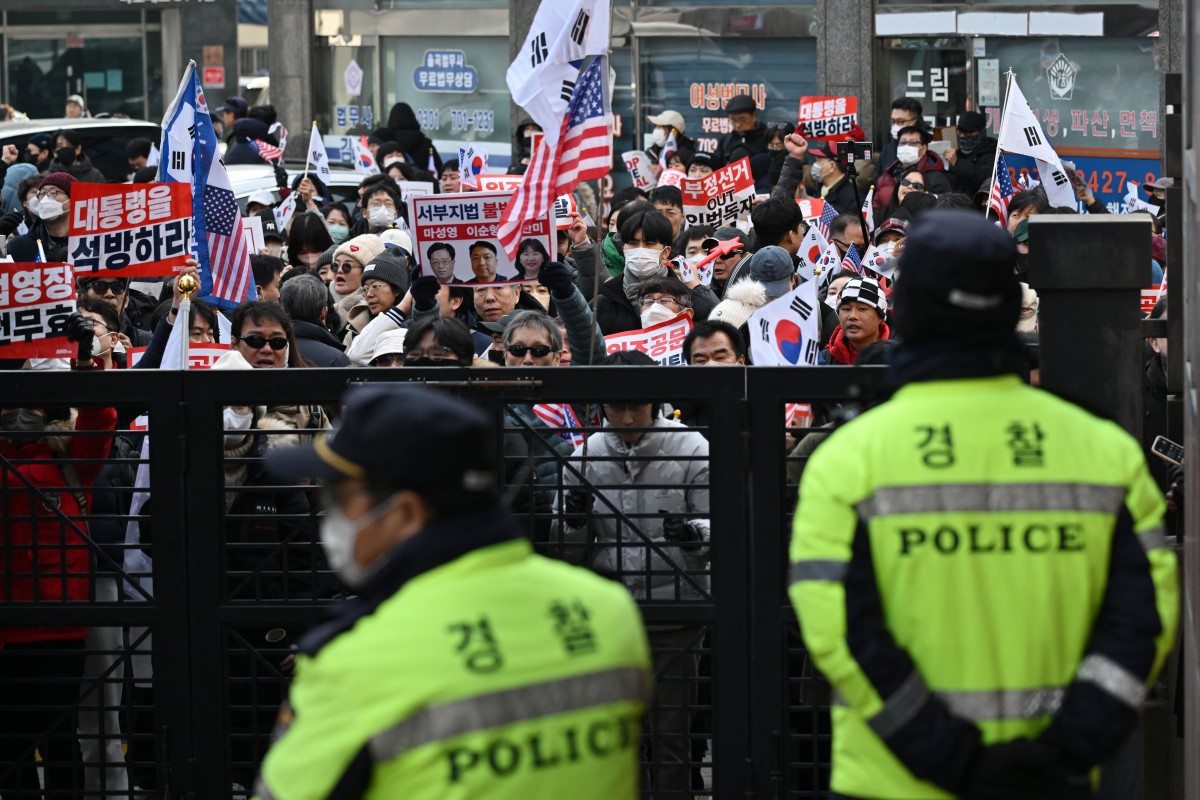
46, 130, 105, 183
874, 126, 952, 213
321, 202, 352, 244
0, 312, 116, 797
594, 207, 716, 335
644, 110, 695, 172
285, 211, 335, 273
6, 172, 76, 263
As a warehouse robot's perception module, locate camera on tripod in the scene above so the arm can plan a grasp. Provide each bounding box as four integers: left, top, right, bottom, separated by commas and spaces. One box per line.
836, 140, 874, 172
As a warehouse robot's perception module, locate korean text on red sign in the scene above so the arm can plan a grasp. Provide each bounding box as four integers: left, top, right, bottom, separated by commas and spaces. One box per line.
409, 190, 554, 285
680, 157, 755, 228
0, 262, 77, 359
797, 96, 859, 140
603, 313, 693, 366
68, 182, 193, 278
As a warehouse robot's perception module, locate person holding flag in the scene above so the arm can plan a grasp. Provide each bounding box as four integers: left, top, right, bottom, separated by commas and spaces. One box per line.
158, 61, 256, 310
646, 109, 693, 171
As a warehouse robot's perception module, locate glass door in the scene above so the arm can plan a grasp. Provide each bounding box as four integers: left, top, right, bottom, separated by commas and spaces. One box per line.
6, 33, 147, 119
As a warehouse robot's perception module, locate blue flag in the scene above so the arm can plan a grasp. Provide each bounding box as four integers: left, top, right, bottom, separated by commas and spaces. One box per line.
158, 61, 256, 310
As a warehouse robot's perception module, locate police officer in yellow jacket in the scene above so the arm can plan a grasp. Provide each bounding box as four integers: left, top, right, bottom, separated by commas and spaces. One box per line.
789, 211, 1178, 800
256, 385, 652, 800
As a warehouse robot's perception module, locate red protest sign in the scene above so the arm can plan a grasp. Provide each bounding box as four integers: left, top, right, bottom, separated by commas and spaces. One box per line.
68, 182, 193, 278
409, 191, 553, 285
604, 312, 693, 366
1141, 286, 1162, 316
796, 197, 828, 225
681, 157, 755, 228
0, 262, 77, 359
476, 174, 524, 193
797, 96, 858, 140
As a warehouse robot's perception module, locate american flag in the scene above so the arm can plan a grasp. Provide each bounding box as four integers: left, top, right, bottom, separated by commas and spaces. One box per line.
250, 138, 284, 164
989, 153, 1015, 225
498, 56, 612, 260
159, 61, 256, 310
532, 403, 586, 448
839, 243, 863, 275
815, 200, 838, 240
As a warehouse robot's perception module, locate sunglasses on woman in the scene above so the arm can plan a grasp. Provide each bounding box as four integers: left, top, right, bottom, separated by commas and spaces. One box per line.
334, 261, 359, 274
899, 178, 925, 191
506, 344, 554, 358
236, 334, 289, 351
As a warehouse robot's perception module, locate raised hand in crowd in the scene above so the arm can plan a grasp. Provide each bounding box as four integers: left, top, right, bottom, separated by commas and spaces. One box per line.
784, 132, 808, 160
65, 310, 96, 365
410, 274, 440, 312
567, 216, 590, 248
1, 144, 17, 165
537, 261, 576, 299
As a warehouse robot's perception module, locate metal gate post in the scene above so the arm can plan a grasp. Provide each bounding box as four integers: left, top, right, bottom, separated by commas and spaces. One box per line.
1027, 215, 1151, 436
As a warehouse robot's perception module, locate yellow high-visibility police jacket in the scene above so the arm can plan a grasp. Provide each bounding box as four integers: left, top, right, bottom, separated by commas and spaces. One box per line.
789, 374, 1179, 800
254, 511, 652, 800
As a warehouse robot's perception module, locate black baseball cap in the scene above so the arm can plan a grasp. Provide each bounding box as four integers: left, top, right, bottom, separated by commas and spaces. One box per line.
265, 385, 500, 500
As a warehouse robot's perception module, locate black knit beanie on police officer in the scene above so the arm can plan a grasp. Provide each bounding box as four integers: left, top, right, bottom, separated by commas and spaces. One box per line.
891, 210, 1021, 345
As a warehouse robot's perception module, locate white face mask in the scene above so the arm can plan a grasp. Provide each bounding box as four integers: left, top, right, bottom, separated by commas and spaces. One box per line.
810, 161, 826, 183
35, 197, 65, 221
319, 495, 400, 589
640, 302, 678, 329
890, 124, 903, 140
368, 206, 394, 228
222, 406, 254, 446
896, 145, 920, 166
651, 128, 667, 147
624, 247, 664, 279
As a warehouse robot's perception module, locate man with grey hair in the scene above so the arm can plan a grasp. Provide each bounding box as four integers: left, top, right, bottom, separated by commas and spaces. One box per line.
279, 273, 351, 367
502, 310, 564, 367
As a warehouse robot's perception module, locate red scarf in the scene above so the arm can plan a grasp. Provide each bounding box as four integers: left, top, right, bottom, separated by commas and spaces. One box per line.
827, 321, 891, 365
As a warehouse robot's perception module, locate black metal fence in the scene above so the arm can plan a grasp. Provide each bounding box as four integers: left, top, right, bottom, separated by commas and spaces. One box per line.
0, 365, 886, 799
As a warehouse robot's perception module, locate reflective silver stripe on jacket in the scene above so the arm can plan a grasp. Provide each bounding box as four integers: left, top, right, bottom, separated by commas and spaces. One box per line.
857, 483, 1126, 519
867, 671, 929, 739
789, 560, 849, 584
1138, 525, 1169, 554
1076, 654, 1146, 708
369, 666, 650, 762
937, 686, 1066, 722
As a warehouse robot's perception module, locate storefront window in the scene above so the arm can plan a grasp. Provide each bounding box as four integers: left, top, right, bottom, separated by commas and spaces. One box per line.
639, 37, 817, 157
314, 44, 378, 136
379, 36, 509, 150
6, 35, 149, 119
879, 40, 970, 132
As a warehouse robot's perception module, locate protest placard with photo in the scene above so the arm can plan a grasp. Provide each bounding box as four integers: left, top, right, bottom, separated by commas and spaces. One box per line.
68, 182, 193, 277
622, 150, 657, 190
0, 262, 77, 359
409, 191, 554, 285
681, 157, 755, 228
797, 96, 859, 140
603, 312, 693, 366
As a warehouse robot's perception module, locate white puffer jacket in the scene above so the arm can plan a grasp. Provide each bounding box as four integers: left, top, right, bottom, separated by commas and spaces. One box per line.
554, 415, 711, 602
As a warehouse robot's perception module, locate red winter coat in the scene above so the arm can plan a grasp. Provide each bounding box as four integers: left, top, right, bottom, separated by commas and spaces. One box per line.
0, 403, 117, 647
823, 321, 892, 366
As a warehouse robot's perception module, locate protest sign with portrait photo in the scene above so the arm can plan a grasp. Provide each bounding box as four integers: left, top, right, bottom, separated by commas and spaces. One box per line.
409, 191, 554, 285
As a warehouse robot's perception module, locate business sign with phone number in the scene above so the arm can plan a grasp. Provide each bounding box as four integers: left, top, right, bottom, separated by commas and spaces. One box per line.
1006, 153, 1158, 213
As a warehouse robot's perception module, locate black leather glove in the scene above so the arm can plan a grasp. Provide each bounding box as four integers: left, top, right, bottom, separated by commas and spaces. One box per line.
538, 261, 576, 299
960, 740, 1092, 800
661, 513, 702, 551
273, 164, 289, 190
564, 487, 593, 527
0, 207, 24, 237
65, 311, 94, 362
410, 275, 440, 312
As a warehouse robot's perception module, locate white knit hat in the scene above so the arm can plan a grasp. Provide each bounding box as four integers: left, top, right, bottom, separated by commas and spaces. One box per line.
707, 279, 768, 329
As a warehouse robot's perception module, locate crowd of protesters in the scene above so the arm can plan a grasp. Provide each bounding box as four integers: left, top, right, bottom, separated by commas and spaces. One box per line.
0, 89, 1174, 799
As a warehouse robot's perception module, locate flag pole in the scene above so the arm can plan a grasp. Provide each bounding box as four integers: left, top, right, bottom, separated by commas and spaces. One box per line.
984, 70, 1015, 222
302, 119, 315, 183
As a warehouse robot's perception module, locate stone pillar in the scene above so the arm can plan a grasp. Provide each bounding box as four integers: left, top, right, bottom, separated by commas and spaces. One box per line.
508, 0, 540, 143
267, 0, 315, 158
178, 2, 239, 107
1157, 0, 1183, 164
817, 0, 875, 141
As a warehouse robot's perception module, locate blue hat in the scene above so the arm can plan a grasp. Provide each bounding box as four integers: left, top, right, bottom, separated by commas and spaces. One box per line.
749, 246, 795, 299
265, 385, 500, 500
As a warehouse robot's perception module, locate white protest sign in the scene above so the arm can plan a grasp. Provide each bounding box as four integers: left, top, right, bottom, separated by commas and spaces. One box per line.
603, 313, 693, 366
409, 190, 553, 285
241, 214, 265, 254
622, 150, 657, 190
